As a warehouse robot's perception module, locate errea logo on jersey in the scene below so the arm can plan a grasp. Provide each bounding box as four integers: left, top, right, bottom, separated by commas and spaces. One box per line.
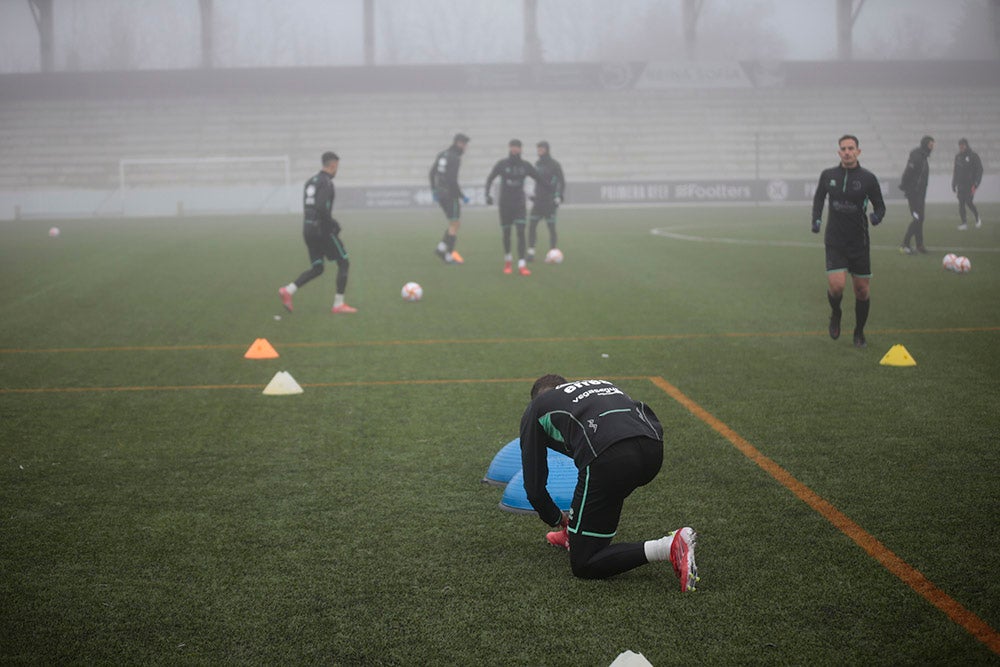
560, 380, 612, 393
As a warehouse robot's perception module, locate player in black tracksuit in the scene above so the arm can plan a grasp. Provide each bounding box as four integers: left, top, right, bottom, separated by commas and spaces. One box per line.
952, 138, 983, 230
518, 374, 698, 590
812, 135, 886, 348
278, 151, 356, 313
527, 141, 565, 262
898, 135, 934, 254
485, 139, 540, 275
429, 133, 470, 264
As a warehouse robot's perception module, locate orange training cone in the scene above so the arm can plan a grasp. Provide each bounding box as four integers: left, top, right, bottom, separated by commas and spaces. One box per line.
244, 338, 279, 359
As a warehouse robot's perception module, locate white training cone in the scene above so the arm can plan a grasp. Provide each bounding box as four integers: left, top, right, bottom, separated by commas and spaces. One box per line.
609, 651, 654, 667
262, 371, 304, 395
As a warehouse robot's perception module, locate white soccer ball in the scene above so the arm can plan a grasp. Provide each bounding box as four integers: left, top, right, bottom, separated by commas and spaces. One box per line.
48, 227, 60, 238
545, 248, 564, 264
942, 253, 957, 271
401, 281, 423, 302
954, 256, 971, 274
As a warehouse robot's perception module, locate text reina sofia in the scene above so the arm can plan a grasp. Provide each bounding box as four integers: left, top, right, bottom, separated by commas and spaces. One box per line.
600, 183, 752, 202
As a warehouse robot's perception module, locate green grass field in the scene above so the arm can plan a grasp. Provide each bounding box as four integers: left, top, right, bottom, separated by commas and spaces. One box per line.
2, 203, 999, 665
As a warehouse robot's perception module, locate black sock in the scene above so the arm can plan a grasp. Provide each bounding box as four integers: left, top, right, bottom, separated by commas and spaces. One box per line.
828, 291, 843, 317
855, 298, 870, 334
446, 233, 456, 252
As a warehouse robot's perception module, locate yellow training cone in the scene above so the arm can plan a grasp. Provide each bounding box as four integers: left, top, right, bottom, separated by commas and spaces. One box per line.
879, 344, 916, 367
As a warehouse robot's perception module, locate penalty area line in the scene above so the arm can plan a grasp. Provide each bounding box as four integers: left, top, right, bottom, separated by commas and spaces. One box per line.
648, 375, 1000, 656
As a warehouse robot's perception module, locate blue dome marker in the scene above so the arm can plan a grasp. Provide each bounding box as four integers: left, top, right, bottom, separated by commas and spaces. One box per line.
482, 438, 522, 487
499, 449, 576, 515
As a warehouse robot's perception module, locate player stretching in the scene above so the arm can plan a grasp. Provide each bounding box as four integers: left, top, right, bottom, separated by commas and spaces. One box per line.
485, 139, 539, 275
812, 135, 886, 348
527, 140, 565, 262
278, 151, 357, 314
430, 133, 470, 264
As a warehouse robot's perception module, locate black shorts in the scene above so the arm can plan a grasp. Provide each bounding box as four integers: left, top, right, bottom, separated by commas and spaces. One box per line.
826, 243, 870, 277
304, 223, 348, 263
437, 195, 461, 221
499, 200, 527, 226
530, 200, 558, 221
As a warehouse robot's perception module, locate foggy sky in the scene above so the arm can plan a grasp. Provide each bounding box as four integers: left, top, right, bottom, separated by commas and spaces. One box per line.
0, 0, 994, 73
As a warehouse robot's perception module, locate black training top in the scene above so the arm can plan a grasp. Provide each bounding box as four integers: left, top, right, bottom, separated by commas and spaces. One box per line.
518, 380, 664, 526
812, 163, 886, 248
429, 145, 465, 200
533, 154, 565, 203
952, 149, 983, 190
486, 154, 539, 205
303, 170, 338, 234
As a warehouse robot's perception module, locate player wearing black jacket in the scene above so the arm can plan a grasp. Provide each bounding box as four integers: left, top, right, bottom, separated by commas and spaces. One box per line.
485, 139, 540, 276
429, 133, 470, 264
952, 138, 983, 230
812, 135, 886, 348
527, 141, 566, 262
518, 374, 698, 590
898, 135, 934, 254
278, 151, 356, 314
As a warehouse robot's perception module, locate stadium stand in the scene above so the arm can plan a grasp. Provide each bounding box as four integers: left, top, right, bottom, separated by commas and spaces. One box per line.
0, 85, 997, 192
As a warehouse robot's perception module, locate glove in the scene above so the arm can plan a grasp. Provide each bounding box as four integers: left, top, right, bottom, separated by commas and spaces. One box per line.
811, 219, 821, 234
485, 194, 494, 206
898, 183, 907, 193
869, 212, 882, 226
462, 195, 470, 204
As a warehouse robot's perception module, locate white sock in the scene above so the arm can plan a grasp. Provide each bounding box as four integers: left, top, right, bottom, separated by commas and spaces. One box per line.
527, 247, 535, 256
643, 534, 672, 562
518, 259, 526, 268
333, 294, 344, 308
284, 283, 298, 295
504, 254, 512, 262
437, 241, 447, 252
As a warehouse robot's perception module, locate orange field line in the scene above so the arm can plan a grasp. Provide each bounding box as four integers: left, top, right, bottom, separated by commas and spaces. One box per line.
0, 376, 660, 395
2, 326, 997, 354
648, 375, 1000, 656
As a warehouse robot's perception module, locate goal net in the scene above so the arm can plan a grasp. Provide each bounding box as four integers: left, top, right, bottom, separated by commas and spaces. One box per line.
118, 156, 293, 217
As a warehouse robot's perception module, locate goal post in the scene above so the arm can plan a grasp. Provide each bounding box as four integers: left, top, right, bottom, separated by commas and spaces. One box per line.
118, 155, 294, 217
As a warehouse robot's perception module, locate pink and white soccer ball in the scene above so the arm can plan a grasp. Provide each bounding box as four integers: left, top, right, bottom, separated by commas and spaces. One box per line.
48, 227, 61, 238
942, 253, 957, 271
401, 281, 423, 302
954, 256, 971, 274
545, 248, 564, 264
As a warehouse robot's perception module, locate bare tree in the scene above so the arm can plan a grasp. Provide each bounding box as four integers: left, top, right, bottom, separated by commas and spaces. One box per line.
200, 0, 213, 68
27, 0, 54, 72
364, 0, 375, 65
837, 0, 867, 60
524, 0, 542, 63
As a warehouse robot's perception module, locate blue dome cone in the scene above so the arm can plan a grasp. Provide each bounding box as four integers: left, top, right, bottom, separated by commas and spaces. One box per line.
482, 438, 521, 487
500, 449, 576, 515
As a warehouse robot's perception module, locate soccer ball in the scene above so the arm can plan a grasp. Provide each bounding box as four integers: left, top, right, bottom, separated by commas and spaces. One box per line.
954, 256, 971, 274
545, 248, 564, 264
401, 281, 423, 302
48, 227, 60, 238
942, 253, 957, 271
